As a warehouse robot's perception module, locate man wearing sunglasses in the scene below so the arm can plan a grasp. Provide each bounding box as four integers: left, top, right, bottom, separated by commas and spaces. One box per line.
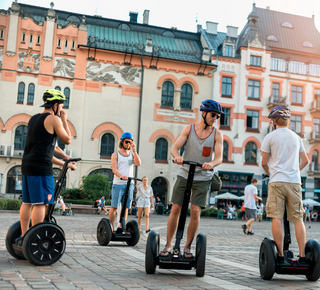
160, 99, 223, 258
109, 132, 141, 230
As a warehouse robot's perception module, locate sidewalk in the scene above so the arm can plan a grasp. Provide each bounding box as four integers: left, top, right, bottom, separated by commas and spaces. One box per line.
1, 212, 320, 289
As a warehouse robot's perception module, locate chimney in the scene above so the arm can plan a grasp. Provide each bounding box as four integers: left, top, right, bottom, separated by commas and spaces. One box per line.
226, 25, 238, 38
143, 10, 150, 25
129, 11, 138, 23
206, 21, 218, 34
266, 6, 270, 10
197, 24, 202, 33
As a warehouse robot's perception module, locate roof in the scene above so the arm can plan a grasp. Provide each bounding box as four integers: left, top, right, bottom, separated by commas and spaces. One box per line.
17, 3, 213, 65
237, 4, 320, 57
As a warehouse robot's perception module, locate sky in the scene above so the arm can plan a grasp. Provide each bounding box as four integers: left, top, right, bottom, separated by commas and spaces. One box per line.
1, 0, 320, 34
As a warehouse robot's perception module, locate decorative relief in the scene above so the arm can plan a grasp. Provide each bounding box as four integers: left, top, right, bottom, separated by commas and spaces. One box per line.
86, 61, 141, 86
17, 51, 40, 73
53, 57, 75, 77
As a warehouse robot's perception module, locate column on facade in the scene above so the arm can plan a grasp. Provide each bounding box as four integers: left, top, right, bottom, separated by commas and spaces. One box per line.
173, 88, 181, 111
6, 2, 20, 56
42, 8, 56, 61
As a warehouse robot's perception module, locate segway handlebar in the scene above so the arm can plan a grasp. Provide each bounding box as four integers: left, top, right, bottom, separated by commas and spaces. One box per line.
120, 177, 143, 182
172, 160, 213, 171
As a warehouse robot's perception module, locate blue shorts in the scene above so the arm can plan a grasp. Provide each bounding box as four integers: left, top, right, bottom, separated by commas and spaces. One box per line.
111, 184, 134, 209
22, 175, 55, 205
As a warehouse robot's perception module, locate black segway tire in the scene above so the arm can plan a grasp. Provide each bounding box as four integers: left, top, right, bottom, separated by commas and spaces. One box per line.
305, 239, 320, 281
145, 230, 159, 274
97, 218, 112, 246
126, 220, 140, 246
195, 233, 206, 277
259, 237, 276, 280
22, 223, 66, 266
5, 221, 25, 260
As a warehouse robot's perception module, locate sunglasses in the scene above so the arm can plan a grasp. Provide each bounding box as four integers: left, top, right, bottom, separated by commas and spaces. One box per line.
124, 140, 131, 144
210, 113, 220, 119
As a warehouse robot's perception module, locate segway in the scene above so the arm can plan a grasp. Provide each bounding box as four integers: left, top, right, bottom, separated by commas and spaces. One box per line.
145, 161, 209, 277
259, 208, 320, 281
97, 177, 141, 246
6, 158, 81, 266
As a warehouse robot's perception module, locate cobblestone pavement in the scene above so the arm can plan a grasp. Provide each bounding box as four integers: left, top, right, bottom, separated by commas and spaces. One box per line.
1, 211, 320, 289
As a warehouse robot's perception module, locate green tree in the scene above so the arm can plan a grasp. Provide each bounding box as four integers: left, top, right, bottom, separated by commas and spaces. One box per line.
80, 173, 111, 200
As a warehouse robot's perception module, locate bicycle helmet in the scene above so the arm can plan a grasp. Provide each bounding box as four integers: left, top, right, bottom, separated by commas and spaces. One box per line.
200, 99, 223, 114
41, 89, 66, 107
268, 106, 291, 120
121, 132, 133, 140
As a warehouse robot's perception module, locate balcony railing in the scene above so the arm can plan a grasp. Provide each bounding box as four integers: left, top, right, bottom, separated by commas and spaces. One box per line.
308, 131, 320, 144
309, 163, 320, 172
310, 100, 320, 114
267, 95, 288, 108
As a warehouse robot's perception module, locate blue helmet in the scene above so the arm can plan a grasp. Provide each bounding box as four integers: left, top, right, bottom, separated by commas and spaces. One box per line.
121, 132, 133, 140
268, 106, 291, 119
200, 99, 223, 114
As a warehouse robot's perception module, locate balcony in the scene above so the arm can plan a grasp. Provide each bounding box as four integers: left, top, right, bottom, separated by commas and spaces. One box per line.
0, 145, 14, 157
267, 95, 288, 109
309, 100, 320, 115
308, 163, 320, 176
308, 131, 320, 144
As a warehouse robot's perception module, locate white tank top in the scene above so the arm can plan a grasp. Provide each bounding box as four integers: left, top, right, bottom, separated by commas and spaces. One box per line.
113, 151, 134, 185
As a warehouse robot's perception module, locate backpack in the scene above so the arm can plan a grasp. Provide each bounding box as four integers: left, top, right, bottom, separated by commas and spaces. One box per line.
94, 201, 99, 208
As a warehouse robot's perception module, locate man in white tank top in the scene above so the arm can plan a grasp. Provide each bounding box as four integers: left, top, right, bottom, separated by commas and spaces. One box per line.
109, 132, 141, 230
160, 100, 224, 258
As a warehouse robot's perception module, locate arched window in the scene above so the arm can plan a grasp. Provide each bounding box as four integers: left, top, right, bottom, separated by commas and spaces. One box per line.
245, 142, 257, 163
89, 168, 114, 184
53, 168, 67, 189
100, 133, 115, 159
57, 38, 61, 48
161, 81, 174, 108
0, 28, 4, 40
155, 138, 168, 162
17, 82, 25, 103
223, 141, 229, 161
29, 33, 33, 47
64, 87, 70, 108
21, 32, 26, 42
180, 83, 192, 110
14, 125, 28, 150
71, 40, 76, 50
312, 150, 319, 171
57, 137, 65, 151
36, 34, 41, 45
55, 86, 61, 91
6, 165, 22, 195
27, 83, 35, 104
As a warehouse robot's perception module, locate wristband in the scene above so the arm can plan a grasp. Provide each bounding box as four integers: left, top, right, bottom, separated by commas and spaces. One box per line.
133, 150, 137, 152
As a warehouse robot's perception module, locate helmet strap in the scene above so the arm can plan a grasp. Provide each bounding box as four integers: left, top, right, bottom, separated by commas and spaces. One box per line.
53, 103, 59, 116
202, 112, 209, 129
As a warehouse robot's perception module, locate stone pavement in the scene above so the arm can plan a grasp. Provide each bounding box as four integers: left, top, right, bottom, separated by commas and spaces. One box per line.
1, 211, 320, 290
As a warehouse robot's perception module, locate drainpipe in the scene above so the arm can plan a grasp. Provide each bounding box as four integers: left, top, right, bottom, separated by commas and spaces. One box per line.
135, 53, 144, 178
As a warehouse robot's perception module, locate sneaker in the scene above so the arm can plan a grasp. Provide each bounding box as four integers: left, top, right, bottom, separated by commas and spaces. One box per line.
247, 231, 254, 235
15, 236, 23, 248
62, 212, 66, 216
298, 257, 308, 265
277, 255, 285, 264
242, 224, 247, 235
146, 229, 151, 233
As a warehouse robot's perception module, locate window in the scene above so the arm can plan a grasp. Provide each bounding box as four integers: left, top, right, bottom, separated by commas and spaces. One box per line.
272, 83, 280, 102
55, 86, 61, 91
27, 83, 35, 104
64, 87, 70, 108
270, 58, 286, 72
14, 125, 28, 150
248, 80, 260, 99
220, 107, 230, 127
21, 32, 26, 43
180, 83, 192, 110
250, 55, 261, 66
223, 141, 229, 161
267, 35, 278, 42
57, 137, 65, 151
17, 82, 25, 103
225, 45, 233, 57
315, 89, 320, 109
309, 64, 320, 77
290, 115, 302, 133
312, 151, 319, 171
71, 40, 76, 50
100, 133, 115, 159
36, 34, 41, 45
291, 85, 303, 104
64, 39, 68, 48
29, 33, 33, 47
155, 138, 168, 162
222, 77, 232, 97
0, 28, 4, 39
161, 81, 174, 108
302, 41, 313, 48
57, 38, 61, 48
314, 118, 320, 139
245, 142, 257, 163
247, 110, 259, 129
288, 61, 306, 75
89, 168, 114, 184
282, 22, 293, 28
6, 166, 22, 194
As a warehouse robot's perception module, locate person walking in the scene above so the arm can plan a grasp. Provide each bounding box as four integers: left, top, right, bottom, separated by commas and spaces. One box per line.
261, 105, 309, 264
136, 176, 154, 233
109, 132, 141, 230
17, 89, 77, 246
242, 178, 261, 235
160, 99, 223, 258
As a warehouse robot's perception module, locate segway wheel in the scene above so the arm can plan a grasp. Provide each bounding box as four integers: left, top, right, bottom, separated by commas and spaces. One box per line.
51, 216, 57, 224
97, 218, 112, 246
305, 239, 320, 281
195, 233, 206, 277
22, 223, 66, 266
5, 221, 25, 260
259, 238, 276, 280
145, 230, 159, 274
126, 220, 140, 246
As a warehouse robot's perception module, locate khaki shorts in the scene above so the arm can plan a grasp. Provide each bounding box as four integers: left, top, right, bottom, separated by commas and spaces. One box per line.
266, 182, 304, 223
171, 176, 211, 209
